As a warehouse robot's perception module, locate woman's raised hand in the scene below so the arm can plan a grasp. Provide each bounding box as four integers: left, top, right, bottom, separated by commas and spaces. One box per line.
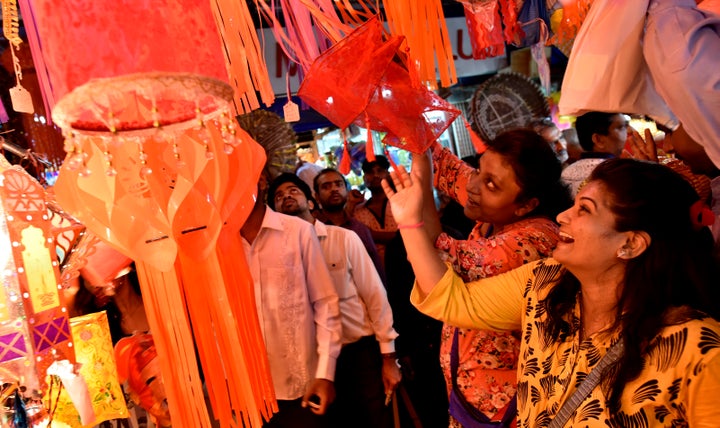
382, 160, 424, 226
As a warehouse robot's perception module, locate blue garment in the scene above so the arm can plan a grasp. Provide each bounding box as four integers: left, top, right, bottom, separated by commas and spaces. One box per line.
644, 0, 720, 167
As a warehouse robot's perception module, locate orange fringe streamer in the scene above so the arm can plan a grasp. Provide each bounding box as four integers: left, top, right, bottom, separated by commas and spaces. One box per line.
365, 113, 376, 162
135, 262, 211, 427
339, 130, 352, 175
464, 117, 487, 154
213, 130, 277, 426
381, 0, 457, 89
211, 0, 275, 113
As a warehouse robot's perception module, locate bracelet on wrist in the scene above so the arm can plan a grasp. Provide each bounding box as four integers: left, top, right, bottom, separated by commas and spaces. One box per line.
397, 221, 424, 230
381, 352, 398, 360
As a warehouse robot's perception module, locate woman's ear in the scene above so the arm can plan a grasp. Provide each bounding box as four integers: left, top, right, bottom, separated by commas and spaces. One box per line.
618, 231, 652, 259
515, 197, 540, 218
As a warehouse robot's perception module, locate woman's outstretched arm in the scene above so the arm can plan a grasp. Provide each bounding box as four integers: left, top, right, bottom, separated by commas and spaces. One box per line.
382, 160, 449, 297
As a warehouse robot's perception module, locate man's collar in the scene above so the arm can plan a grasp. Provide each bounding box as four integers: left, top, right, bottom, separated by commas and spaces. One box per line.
261, 207, 286, 231
580, 151, 615, 159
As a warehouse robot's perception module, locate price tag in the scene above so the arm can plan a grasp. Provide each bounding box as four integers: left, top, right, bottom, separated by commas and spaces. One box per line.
10, 85, 34, 114
283, 100, 300, 123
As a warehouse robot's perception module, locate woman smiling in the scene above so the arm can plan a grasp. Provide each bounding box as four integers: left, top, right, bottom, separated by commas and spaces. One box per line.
385, 157, 720, 427
421, 129, 570, 427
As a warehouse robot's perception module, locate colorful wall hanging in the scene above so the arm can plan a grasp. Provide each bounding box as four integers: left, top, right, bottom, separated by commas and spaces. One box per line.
47, 311, 128, 428
52, 72, 273, 428
0, 160, 85, 425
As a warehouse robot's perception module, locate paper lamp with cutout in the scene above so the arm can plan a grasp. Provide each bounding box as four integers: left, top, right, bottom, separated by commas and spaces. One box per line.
52, 72, 274, 428
0, 161, 80, 419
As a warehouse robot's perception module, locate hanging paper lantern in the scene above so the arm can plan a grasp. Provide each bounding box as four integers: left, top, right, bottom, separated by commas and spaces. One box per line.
0, 164, 76, 391
52, 72, 274, 428
17, 0, 273, 117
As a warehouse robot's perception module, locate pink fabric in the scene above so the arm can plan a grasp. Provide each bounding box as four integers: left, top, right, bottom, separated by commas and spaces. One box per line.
78, 240, 132, 288
21, 0, 228, 114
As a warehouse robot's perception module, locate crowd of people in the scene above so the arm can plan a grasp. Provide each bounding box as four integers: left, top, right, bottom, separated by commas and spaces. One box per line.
64, 1, 718, 426
240, 95, 720, 427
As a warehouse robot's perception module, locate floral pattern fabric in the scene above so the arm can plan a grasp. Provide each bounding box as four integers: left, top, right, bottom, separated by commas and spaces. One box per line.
353, 200, 398, 263
437, 217, 559, 426
431, 144, 559, 426
413, 259, 720, 428
431, 144, 473, 207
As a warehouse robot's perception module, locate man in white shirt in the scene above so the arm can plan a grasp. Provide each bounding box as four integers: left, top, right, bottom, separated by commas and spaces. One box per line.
241, 171, 342, 428
269, 173, 402, 428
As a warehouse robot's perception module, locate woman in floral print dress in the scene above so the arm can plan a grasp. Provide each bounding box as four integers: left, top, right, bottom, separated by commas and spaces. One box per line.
388, 157, 720, 427
421, 129, 571, 426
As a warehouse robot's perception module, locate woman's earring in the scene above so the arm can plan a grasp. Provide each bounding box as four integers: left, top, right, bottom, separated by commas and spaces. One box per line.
617, 247, 629, 258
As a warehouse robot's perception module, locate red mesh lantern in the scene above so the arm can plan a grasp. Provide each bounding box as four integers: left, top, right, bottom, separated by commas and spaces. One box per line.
299, 16, 460, 154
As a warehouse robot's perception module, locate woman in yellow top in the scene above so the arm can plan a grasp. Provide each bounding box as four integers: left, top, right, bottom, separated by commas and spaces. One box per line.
384, 157, 720, 427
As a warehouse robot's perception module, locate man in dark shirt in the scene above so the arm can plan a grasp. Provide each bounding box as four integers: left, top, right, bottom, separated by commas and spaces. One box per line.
313, 168, 386, 284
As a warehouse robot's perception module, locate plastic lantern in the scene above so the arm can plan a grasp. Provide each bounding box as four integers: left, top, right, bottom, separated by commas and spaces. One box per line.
298, 16, 461, 155
52, 72, 273, 428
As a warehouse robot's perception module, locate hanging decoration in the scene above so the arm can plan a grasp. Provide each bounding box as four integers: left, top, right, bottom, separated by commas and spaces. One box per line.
469, 72, 549, 142
457, 0, 520, 60
382, 0, 457, 89
253, 0, 456, 92
0, 160, 93, 425
338, 130, 352, 175
210, 0, 276, 112
15, 0, 243, 120
236, 110, 298, 180
46, 311, 128, 428
548, 0, 594, 56
365, 113, 376, 163
2, 0, 34, 114
52, 72, 273, 428
252, 0, 355, 75
298, 17, 460, 154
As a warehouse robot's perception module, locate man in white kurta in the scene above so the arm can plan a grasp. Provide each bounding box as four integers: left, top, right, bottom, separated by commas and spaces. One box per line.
269, 172, 401, 428
241, 173, 342, 428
